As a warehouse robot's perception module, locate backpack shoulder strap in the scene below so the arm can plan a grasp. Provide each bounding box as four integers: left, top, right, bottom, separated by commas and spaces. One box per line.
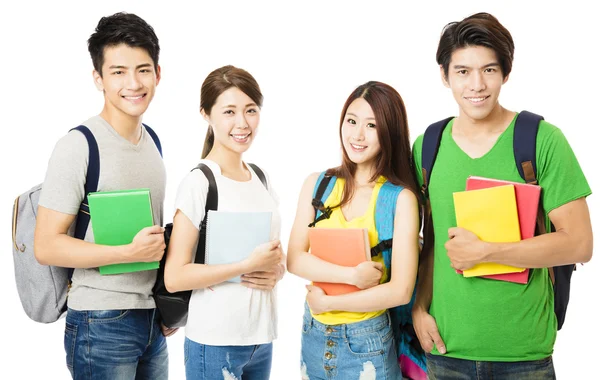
69, 126, 100, 241
372, 181, 404, 271
308, 171, 336, 227
143, 124, 163, 157
513, 111, 543, 184
421, 117, 454, 198
191, 163, 218, 265
248, 163, 268, 189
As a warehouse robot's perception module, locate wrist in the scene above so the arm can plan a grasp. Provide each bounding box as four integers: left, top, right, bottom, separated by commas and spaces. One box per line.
117, 243, 133, 263
345, 267, 358, 286
480, 241, 495, 263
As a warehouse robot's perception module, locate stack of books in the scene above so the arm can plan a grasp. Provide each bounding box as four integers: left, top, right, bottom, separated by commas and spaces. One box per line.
452, 176, 541, 284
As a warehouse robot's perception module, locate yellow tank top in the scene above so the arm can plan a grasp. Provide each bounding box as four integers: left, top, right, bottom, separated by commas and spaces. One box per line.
311, 176, 389, 325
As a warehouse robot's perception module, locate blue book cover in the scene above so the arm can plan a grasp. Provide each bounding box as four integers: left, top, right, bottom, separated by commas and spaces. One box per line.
205, 210, 272, 283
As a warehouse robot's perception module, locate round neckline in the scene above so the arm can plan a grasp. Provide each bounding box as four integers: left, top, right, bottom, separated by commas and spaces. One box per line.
202, 159, 254, 184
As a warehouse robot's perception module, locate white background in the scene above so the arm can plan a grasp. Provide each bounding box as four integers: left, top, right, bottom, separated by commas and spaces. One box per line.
2, 1, 598, 378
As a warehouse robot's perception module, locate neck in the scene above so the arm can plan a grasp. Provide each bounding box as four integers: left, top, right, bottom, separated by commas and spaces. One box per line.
353, 163, 376, 187
455, 103, 514, 135
205, 143, 245, 175
100, 104, 142, 144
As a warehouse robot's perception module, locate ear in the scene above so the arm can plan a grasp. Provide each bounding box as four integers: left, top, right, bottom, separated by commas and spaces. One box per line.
155, 64, 161, 86
200, 108, 210, 123
93, 70, 104, 91
502, 73, 510, 85
440, 65, 450, 88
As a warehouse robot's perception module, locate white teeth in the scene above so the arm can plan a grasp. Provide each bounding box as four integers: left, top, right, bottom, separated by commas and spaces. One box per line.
467, 97, 487, 102
351, 144, 366, 150
231, 134, 250, 141
125, 95, 143, 100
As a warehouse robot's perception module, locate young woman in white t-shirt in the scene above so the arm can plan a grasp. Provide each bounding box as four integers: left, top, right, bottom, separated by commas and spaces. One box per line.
164, 65, 284, 380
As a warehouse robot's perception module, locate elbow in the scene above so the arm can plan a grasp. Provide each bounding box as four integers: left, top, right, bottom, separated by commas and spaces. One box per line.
286, 255, 299, 276
390, 285, 415, 307
578, 238, 593, 264
164, 271, 182, 293
33, 237, 51, 266
165, 273, 183, 293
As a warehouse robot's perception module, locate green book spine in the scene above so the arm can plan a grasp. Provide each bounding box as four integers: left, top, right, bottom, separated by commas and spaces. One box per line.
87, 188, 159, 275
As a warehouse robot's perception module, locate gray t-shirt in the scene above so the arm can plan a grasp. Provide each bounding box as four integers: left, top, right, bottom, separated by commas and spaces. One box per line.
38, 115, 166, 311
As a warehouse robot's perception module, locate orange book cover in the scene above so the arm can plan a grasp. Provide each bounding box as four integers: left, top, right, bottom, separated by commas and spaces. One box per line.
308, 228, 371, 295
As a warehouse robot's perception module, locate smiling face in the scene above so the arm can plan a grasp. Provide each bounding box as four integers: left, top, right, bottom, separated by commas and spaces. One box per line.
443, 45, 508, 122
341, 97, 381, 168
93, 43, 160, 120
202, 86, 260, 156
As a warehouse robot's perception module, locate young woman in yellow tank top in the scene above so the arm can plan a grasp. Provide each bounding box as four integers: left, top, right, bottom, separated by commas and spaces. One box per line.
287, 81, 421, 379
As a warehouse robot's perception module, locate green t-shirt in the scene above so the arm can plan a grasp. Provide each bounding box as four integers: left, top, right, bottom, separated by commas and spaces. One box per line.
412, 114, 591, 361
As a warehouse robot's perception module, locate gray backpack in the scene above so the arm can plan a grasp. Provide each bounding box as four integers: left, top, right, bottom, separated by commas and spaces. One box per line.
12, 125, 162, 323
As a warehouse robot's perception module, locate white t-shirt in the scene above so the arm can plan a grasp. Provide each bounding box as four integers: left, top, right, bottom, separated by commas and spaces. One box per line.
174, 159, 280, 346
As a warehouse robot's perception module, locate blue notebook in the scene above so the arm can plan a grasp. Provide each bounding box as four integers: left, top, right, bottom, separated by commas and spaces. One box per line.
205, 210, 272, 283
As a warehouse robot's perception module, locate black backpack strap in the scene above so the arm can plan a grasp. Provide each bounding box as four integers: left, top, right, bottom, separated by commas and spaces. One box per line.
513, 111, 543, 184
370, 239, 393, 257
70, 126, 100, 241
192, 164, 218, 265
143, 124, 163, 157
248, 163, 268, 189
421, 117, 454, 198
308, 174, 334, 228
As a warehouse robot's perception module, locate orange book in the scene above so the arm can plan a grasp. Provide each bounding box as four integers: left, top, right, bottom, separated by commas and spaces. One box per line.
308, 228, 371, 295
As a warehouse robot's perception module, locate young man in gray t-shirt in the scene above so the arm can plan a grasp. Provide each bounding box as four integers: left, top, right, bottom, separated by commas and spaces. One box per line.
34, 12, 175, 379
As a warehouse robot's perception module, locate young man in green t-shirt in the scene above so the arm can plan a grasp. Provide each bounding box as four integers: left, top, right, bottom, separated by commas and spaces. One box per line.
411, 12, 593, 379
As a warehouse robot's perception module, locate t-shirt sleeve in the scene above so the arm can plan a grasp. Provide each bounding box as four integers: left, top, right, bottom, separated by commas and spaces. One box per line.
38, 131, 89, 215
536, 121, 592, 213
174, 170, 209, 230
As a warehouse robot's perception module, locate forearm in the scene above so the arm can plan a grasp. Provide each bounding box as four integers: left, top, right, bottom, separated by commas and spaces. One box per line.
165, 260, 250, 292
413, 247, 433, 313
34, 234, 128, 268
483, 229, 593, 268
288, 251, 354, 284
323, 281, 413, 313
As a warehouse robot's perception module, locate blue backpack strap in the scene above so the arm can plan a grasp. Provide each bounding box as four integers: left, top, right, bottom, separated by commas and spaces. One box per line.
143, 124, 163, 157
421, 117, 454, 198
375, 182, 426, 372
309, 172, 336, 227
513, 111, 543, 185
248, 163, 268, 189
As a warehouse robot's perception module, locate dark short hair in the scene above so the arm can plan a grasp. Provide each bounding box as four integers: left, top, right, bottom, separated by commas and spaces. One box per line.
88, 12, 160, 76
436, 12, 514, 79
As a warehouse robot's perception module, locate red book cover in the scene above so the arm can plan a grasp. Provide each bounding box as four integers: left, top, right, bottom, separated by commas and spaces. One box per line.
459, 176, 541, 284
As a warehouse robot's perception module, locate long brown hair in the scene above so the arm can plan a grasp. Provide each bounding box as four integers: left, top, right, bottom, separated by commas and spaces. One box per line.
328, 81, 419, 208
200, 65, 263, 158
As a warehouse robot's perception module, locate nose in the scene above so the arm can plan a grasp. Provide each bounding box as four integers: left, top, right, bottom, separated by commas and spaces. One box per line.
352, 124, 365, 141
470, 70, 486, 92
236, 112, 249, 129
126, 72, 143, 91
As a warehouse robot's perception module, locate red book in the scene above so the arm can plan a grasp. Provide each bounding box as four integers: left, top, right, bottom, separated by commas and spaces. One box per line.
459, 176, 541, 284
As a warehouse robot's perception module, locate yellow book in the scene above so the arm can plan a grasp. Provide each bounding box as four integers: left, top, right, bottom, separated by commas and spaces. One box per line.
453, 184, 524, 277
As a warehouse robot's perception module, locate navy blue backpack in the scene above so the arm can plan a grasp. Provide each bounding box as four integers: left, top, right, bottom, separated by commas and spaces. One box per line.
420, 110, 575, 330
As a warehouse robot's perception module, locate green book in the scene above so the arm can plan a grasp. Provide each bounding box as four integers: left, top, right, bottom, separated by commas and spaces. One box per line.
88, 188, 159, 275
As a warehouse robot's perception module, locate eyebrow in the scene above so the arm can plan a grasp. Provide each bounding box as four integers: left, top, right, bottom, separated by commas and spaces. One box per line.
222, 103, 258, 109
452, 62, 500, 70
346, 112, 376, 121
108, 63, 153, 70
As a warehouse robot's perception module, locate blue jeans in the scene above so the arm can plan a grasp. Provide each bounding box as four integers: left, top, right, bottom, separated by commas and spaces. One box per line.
65, 308, 168, 380
426, 353, 556, 380
184, 338, 273, 380
301, 305, 401, 380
